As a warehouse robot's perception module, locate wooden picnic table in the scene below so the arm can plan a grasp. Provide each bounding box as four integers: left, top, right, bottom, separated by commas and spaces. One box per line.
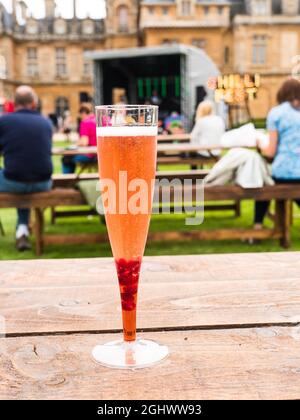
52, 146, 97, 156
52, 144, 219, 168
52, 144, 220, 157
1, 253, 300, 400
157, 144, 219, 155
158, 133, 191, 143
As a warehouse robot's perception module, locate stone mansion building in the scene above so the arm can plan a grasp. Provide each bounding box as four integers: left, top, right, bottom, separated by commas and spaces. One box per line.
0, 0, 300, 119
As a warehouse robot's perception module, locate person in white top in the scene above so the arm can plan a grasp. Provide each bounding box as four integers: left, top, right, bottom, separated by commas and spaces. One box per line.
191, 100, 225, 157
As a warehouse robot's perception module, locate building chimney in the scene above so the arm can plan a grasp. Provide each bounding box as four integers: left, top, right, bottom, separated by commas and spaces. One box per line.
73, 0, 77, 19
11, 0, 18, 21
282, 0, 299, 15
45, 0, 56, 18
19, 0, 28, 22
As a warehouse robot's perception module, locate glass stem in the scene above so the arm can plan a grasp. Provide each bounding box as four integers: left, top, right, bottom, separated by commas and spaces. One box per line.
122, 308, 137, 342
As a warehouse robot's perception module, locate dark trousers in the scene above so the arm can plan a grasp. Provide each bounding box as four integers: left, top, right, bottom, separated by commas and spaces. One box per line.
62, 155, 97, 174
254, 179, 300, 224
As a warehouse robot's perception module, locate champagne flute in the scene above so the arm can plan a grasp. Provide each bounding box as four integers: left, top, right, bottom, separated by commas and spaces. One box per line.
92, 105, 169, 369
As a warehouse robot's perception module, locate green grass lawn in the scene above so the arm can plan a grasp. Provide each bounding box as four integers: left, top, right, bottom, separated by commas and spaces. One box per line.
1, 143, 300, 260
1, 200, 300, 261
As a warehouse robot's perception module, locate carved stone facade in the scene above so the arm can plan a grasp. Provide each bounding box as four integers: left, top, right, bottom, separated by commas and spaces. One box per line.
0, 0, 137, 117
0, 0, 300, 118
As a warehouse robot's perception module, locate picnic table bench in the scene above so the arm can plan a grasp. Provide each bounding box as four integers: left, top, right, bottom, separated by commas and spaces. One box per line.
51, 170, 209, 188
0, 178, 297, 255
1, 253, 300, 400
50, 171, 240, 223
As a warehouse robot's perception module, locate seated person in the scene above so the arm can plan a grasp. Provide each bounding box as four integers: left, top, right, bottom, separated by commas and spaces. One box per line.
255, 78, 300, 228
165, 112, 186, 134
0, 86, 53, 251
62, 103, 97, 174
191, 100, 225, 157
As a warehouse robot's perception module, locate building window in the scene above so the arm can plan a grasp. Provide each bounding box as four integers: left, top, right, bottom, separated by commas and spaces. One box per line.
218, 6, 224, 15
192, 39, 206, 49
148, 7, 154, 15
224, 46, 230, 64
27, 47, 39, 77
56, 48, 67, 77
82, 20, 94, 35
56, 96, 69, 117
162, 7, 168, 15
181, 1, 191, 16
252, 35, 267, 64
118, 5, 129, 32
204, 6, 210, 15
26, 20, 38, 35
83, 49, 92, 77
54, 19, 67, 35
253, 0, 269, 16
162, 39, 179, 46
0, 55, 7, 79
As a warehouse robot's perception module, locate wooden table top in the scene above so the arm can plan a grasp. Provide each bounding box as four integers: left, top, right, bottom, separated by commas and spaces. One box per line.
52, 143, 220, 157
52, 146, 97, 156
157, 133, 191, 143
157, 144, 220, 154
1, 253, 300, 400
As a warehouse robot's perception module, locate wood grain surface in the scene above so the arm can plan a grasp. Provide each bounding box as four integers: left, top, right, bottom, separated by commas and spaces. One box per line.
1, 254, 300, 335
1, 327, 300, 400
2, 253, 300, 288
1, 254, 300, 400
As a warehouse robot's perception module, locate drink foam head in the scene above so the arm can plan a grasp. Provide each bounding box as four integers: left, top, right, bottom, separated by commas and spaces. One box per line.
97, 126, 158, 137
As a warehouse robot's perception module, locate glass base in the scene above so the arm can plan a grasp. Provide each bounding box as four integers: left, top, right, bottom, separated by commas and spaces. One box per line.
92, 339, 169, 369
